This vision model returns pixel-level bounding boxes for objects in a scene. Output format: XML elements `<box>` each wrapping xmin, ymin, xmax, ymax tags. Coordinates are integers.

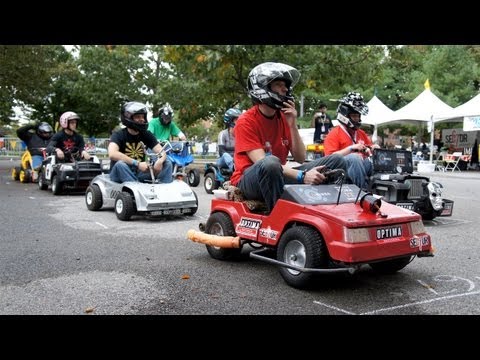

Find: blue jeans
<box><xmin>109</xmin><ymin>159</ymin><xmax>173</xmax><ymax>183</ymax></box>
<box><xmin>344</xmin><ymin>153</ymin><xmax>373</xmax><ymax>189</ymax></box>
<box><xmin>216</xmin><ymin>153</ymin><xmax>234</xmax><ymax>172</ymax></box>
<box><xmin>32</xmin><ymin>155</ymin><xmax>44</xmax><ymax>169</ymax></box>
<box><xmin>237</xmin><ymin>154</ymin><xmax>346</xmax><ymax>212</ymax></box>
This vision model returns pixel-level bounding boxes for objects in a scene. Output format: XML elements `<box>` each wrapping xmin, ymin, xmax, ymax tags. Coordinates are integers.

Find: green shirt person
<box><xmin>147</xmin><ymin>105</ymin><xmax>186</xmax><ymax>141</ymax></box>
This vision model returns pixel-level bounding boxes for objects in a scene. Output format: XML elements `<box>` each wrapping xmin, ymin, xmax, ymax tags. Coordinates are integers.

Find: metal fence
<box><xmin>0</xmin><ymin>136</ymin><xmax>110</xmax><ymax>156</ymax></box>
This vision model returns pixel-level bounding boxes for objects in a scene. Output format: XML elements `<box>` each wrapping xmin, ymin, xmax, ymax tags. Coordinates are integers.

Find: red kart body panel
<box><xmin>210</xmin><ymin>184</ymin><xmax>432</xmax><ymax>265</ymax></box>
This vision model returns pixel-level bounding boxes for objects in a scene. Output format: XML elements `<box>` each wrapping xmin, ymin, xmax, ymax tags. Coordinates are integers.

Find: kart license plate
<box><xmin>396</xmin><ymin>203</ymin><xmax>414</xmax><ymax>210</ymax></box>
<box><xmin>376</xmin><ymin>226</ymin><xmax>403</xmax><ymax>240</ymax></box>
<box><xmin>441</xmin><ymin>202</ymin><xmax>453</xmax><ymax>216</ymax></box>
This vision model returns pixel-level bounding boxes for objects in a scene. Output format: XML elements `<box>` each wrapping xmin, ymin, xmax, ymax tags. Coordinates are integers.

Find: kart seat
<box><xmin>222</xmin><ymin>181</ymin><xmax>268</xmax><ymax>213</ymax></box>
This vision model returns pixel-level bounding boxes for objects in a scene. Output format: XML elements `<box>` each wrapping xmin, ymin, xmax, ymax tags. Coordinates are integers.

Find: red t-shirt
<box><xmin>324</xmin><ymin>125</ymin><xmax>372</xmax><ymax>158</ymax></box>
<box><xmin>230</xmin><ymin>105</ymin><xmax>292</xmax><ymax>186</ymax></box>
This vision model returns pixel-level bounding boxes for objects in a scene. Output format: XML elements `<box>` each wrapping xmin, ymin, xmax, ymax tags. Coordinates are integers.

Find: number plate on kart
<box><xmin>396</xmin><ymin>203</ymin><xmax>414</xmax><ymax>210</ymax></box>
<box><xmin>376</xmin><ymin>226</ymin><xmax>403</xmax><ymax>240</ymax></box>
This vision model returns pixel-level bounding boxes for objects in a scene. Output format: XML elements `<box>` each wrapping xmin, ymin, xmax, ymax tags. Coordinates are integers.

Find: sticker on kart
<box><xmin>236</xmin><ymin>217</ymin><xmax>261</xmax><ymax>237</ymax></box>
<box><xmin>376</xmin><ymin>226</ymin><xmax>403</xmax><ymax>240</ymax></box>
<box><xmin>396</xmin><ymin>203</ymin><xmax>414</xmax><ymax>211</ymax></box>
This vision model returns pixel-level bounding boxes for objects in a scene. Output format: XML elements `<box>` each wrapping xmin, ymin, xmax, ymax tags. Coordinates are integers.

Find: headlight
<box><xmin>60</xmin><ymin>165</ymin><xmax>74</xmax><ymax>171</ymax></box>
<box><xmin>427</xmin><ymin>182</ymin><xmax>443</xmax><ymax>211</ymax></box>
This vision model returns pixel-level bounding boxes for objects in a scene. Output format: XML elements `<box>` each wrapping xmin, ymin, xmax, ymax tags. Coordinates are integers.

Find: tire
<box><xmin>51</xmin><ymin>175</ymin><xmax>62</xmax><ymax>195</ymax></box>
<box><xmin>205</xmin><ymin>212</ymin><xmax>242</xmax><ymax>260</ymax></box>
<box><xmin>12</xmin><ymin>167</ymin><xmax>20</xmax><ymax>181</ymax></box>
<box><xmin>85</xmin><ymin>184</ymin><xmax>103</xmax><ymax>211</ymax></box>
<box><xmin>187</xmin><ymin>169</ymin><xmax>200</xmax><ymax>187</ymax></box>
<box><xmin>369</xmin><ymin>256</ymin><xmax>413</xmax><ymax>274</ymax></box>
<box><xmin>38</xmin><ymin>170</ymin><xmax>48</xmax><ymax>190</ymax></box>
<box><xmin>115</xmin><ymin>191</ymin><xmax>136</xmax><ymax>221</ymax></box>
<box><xmin>187</xmin><ymin>191</ymin><xmax>199</xmax><ymax>216</ymax></box>
<box><xmin>422</xmin><ymin>212</ymin><xmax>436</xmax><ymax>221</ymax></box>
<box><xmin>21</xmin><ymin>169</ymin><xmax>32</xmax><ymax>183</ymax></box>
<box><xmin>204</xmin><ymin>173</ymin><xmax>218</xmax><ymax>194</ymax></box>
<box><xmin>277</xmin><ymin>226</ymin><xmax>328</xmax><ymax>289</ymax></box>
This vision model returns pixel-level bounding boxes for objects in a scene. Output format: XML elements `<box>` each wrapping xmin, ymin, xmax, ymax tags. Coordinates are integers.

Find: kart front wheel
<box><xmin>187</xmin><ymin>169</ymin><xmax>200</xmax><ymax>187</ymax></box>
<box><xmin>51</xmin><ymin>175</ymin><xmax>62</xmax><ymax>195</ymax></box>
<box><xmin>205</xmin><ymin>212</ymin><xmax>242</xmax><ymax>260</ymax></box>
<box><xmin>85</xmin><ymin>185</ymin><xmax>103</xmax><ymax>211</ymax></box>
<box><xmin>204</xmin><ymin>173</ymin><xmax>218</xmax><ymax>194</ymax></box>
<box><xmin>277</xmin><ymin>226</ymin><xmax>328</xmax><ymax>289</ymax></box>
<box><xmin>369</xmin><ymin>256</ymin><xmax>413</xmax><ymax>274</ymax></box>
<box><xmin>115</xmin><ymin>191</ymin><xmax>136</xmax><ymax>221</ymax></box>
<box><xmin>38</xmin><ymin>170</ymin><xmax>48</xmax><ymax>190</ymax></box>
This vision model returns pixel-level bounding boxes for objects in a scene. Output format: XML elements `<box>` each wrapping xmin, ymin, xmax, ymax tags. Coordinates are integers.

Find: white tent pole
<box><xmin>429</xmin><ymin>115</ymin><xmax>434</xmax><ymax>163</ymax></box>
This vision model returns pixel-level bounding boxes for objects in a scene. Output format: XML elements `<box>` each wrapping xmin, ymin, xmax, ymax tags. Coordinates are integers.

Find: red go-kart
<box><xmin>188</xmin><ymin>172</ymin><xmax>434</xmax><ymax>289</ymax></box>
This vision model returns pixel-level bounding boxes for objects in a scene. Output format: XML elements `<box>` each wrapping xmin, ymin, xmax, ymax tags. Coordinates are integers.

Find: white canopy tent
<box><xmin>361</xmin><ymin>95</ymin><xmax>396</xmax><ymax>143</ymax></box>
<box><xmin>434</xmin><ymin>93</ymin><xmax>480</xmax><ymax>131</ymax></box>
<box><xmin>383</xmin><ymin>88</ymin><xmax>453</xmax><ymax>162</ymax></box>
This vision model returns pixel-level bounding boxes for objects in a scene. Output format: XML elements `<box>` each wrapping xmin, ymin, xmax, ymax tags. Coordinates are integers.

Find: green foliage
<box><xmin>2</xmin><ymin>44</ymin><xmax>480</xmax><ymax>138</ymax></box>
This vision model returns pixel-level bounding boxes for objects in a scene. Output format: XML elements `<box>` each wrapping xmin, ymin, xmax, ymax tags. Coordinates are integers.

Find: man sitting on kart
<box><xmin>230</xmin><ymin>62</ymin><xmax>347</xmax><ymax>213</ymax></box>
<box><xmin>108</xmin><ymin>101</ymin><xmax>172</xmax><ymax>184</ymax></box>
<box><xmin>147</xmin><ymin>104</ymin><xmax>186</xmax><ymax>142</ymax></box>
<box><xmin>323</xmin><ymin>92</ymin><xmax>380</xmax><ymax>190</ymax></box>
<box><xmin>16</xmin><ymin>121</ymin><xmax>53</xmax><ymax>169</ymax></box>
<box><xmin>217</xmin><ymin>108</ymin><xmax>241</xmax><ymax>173</ymax></box>
<box><xmin>46</xmin><ymin>112</ymin><xmax>91</xmax><ymax>162</ymax></box>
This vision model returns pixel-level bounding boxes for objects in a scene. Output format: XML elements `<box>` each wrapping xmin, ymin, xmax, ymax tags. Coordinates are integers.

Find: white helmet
<box><xmin>247</xmin><ymin>62</ymin><xmax>300</xmax><ymax>109</ymax></box>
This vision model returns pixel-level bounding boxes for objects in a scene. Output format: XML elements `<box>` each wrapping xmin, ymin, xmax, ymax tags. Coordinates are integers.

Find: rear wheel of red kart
<box><xmin>369</xmin><ymin>256</ymin><xmax>412</xmax><ymax>274</ymax></box>
<box><xmin>205</xmin><ymin>212</ymin><xmax>242</xmax><ymax>260</ymax></box>
<box><xmin>277</xmin><ymin>226</ymin><xmax>328</xmax><ymax>289</ymax></box>
<box><xmin>85</xmin><ymin>184</ymin><xmax>103</xmax><ymax>211</ymax></box>
<box><xmin>115</xmin><ymin>191</ymin><xmax>136</xmax><ymax>221</ymax></box>
<box><xmin>187</xmin><ymin>169</ymin><xmax>200</xmax><ymax>187</ymax></box>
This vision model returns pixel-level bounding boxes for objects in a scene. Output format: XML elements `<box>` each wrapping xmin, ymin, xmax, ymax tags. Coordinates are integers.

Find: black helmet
<box><xmin>336</xmin><ymin>92</ymin><xmax>369</xmax><ymax>129</ymax></box>
<box><xmin>160</xmin><ymin>105</ymin><xmax>173</xmax><ymax>126</ymax></box>
<box><xmin>121</xmin><ymin>101</ymin><xmax>148</xmax><ymax>132</ymax></box>
<box><xmin>247</xmin><ymin>62</ymin><xmax>300</xmax><ymax>109</ymax></box>
<box><xmin>37</xmin><ymin>122</ymin><xmax>53</xmax><ymax>139</ymax></box>
<box><xmin>223</xmin><ymin>108</ymin><xmax>242</xmax><ymax>128</ymax></box>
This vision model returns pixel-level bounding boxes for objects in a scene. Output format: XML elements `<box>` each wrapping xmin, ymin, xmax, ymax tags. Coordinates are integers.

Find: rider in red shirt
<box><xmin>231</xmin><ymin>62</ymin><xmax>346</xmax><ymax>212</ymax></box>
<box><xmin>324</xmin><ymin>92</ymin><xmax>379</xmax><ymax>189</ymax></box>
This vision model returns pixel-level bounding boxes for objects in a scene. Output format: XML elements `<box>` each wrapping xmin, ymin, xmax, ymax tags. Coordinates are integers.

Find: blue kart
<box><xmin>167</xmin><ymin>141</ymin><xmax>200</xmax><ymax>187</ymax></box>
<box><xmin>203</xmin><ymin>163</ymin><xmax>232</xmax><ymax>194</ymax></box>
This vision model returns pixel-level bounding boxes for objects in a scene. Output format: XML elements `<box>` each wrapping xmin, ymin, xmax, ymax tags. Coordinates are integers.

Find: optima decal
<box><xmin>376</xmin><ymin>226</ymin><xmax>402</xmax><ymax>240</ymax></box>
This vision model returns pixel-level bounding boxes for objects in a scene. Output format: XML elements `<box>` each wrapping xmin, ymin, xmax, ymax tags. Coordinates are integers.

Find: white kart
<box><xmin>85</xmin><ymin>143</ymin><xmax>198</xmax><ymax>221</ymax></box>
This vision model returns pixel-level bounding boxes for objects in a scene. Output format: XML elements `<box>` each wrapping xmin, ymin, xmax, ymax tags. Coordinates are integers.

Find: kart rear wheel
<box><xmin>204</xmin><ymin>173</ymin><xmax>218</xmax><ymax>194</ymax></box>
<box><xmin>12</xmin><ymin>166</ymin><xmax>21</xmax><ymax>181</ymax></box>
<box><xmin>115</xmin><ymin>191</ymin><xmax>136</xmax><ymax>221</ymax></box>
<box><xmin>205</xmin><ymin>212</ymin><xmax>242</xmax><ymax>260</ymax></box>
<box><xmin>20</xmin><ymin>169</ymin><xmax>32</xmax><ymax>183</ymax></box>
<box><xmin>85</xmin><ymin>184</ymin><xmax>103</xmax><ymax>211</ymax></box>
<box><xmin>369</xmin><ymin>256</ymin><xmax>412</xmax><ymax>274</ymax></box>
<box><xmin>51</xmin><ymin>175</ymin><xmax>62</xmax><ymax>195</ymax></box>
<box><xmin>277</xmin><ymin>226</ymin><xmax>328</xmax><ymax>289</ymax></box>
<box><xmin>187</xmin><ymin>169</ymin><xmax>200</xmax><ymax>187</ymax></box>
